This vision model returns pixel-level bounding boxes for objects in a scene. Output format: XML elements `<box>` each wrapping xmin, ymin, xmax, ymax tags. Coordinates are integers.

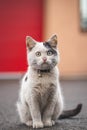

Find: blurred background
<box><xmin>0</xmin><ymin>0</ymin><xmax>87</xmax><ymax>79</ymax></box>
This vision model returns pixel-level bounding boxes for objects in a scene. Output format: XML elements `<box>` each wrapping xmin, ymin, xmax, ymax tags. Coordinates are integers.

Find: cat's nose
<box><xmin>43</xmin><ymin>57</ymin><xmax>47</xmax><ymax>62</ymax></box>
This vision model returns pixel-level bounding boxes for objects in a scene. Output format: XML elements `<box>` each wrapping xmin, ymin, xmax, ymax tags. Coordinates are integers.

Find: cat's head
<box><xmin>26</xmin><ymin>34</ymin><xmax>59</xmax><ymax>70</ymax></box>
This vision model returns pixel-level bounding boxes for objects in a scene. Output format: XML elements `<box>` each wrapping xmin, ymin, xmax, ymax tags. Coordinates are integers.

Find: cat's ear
<box><xmin>48</xmin><ymin>34</ymin><xmax>58</xmax><ymax>48</ymax></box>
<box><xmin>26</xmin><ymin>36</ymin><xmax>36</xmax><ymax>51</ymax></box>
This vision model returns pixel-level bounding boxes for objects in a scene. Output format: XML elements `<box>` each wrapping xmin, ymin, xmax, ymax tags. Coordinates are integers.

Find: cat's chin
<box><xmin>41</xmin><ymin>63</ymin><xmax>49</xmax><ymax>68</ymax></box>
<box><xmin>32</xmin><ymin>63</ymin><xmax>51</xmax><ymax>70</ymax></box>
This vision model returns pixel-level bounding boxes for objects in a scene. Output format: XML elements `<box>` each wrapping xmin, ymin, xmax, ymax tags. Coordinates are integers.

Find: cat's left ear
<box><xmin>48</xmin><ymin>34</ymin><xmax>58</xmax><ymax>48</ymax></box>
<box><xmin>26</xmin><ymin>36</ymin><xmax>36</xmax><ymax>51</ymax></box>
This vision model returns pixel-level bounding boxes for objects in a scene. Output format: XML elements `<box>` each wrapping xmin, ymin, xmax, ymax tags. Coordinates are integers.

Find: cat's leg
<box><xmin>52</xmin><ymin>96</ymin><xmax>63</xmax><ymax>121</ymax></box>
<box><xmin>42</xmin><ymin>100</ymin><xmax>56</xmax><ymax>127</ymax></box>
<box><xmin>17</xmin><ymin>101</ymin><xmax>32</xmax><ymax>127</ymax></box>
<box><xmin>42</xmin><ymin>93</ymin><xmax>56</xmax><ymax>127</ymax></box>
<box><xmin>28</xmin><ymin>94</ymin><xmax>43</xmax><ymax>128</ymax></box>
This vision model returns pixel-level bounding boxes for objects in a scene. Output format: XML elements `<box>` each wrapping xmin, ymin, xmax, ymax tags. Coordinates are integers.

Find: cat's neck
<box><xmin>28</xmin><ymin>66</ymin><xmax>57</xmax><ymax>77</ymax></box>
<box><xmin>37</xmin><ymin>69</ymin><xmax>51</xmax><ymax>77</ymax></box>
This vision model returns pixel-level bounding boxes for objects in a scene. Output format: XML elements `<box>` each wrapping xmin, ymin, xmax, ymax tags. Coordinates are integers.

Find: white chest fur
<box><xmin>21</xmin><ymin>67</ymin><xmax>59</xmax><ymax>104</ymax></box>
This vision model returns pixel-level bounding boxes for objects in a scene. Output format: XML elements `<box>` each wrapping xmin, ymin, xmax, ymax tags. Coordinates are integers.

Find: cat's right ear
<box><xmin>26</xmin><ymin>36</ymin><xmax>36</xmax><ymax>51</ymax></box>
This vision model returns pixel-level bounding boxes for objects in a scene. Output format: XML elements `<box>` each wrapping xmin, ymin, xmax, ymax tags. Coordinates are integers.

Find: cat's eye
<box><xmin>35</xmin><ymin>51</ymin><xmax>41</xmax><ymax>57</ymax></box>
<box><xmin>47</xmin><ymin>50</ymin><xmax>53</xmax><ymax>56</ymax></box>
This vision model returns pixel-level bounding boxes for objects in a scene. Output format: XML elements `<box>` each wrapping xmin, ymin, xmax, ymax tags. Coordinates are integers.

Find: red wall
<box><xmin>0</xmin><ymin>0</ymin><xmax>43</xmax><ymax>72</ymax></box>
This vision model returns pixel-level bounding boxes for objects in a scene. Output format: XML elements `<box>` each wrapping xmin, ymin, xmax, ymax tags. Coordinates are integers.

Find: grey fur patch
<box><xmin>25</xmin><ymin>76</ymin><xmax>28</xmax><ymax>81</ymax></box>
<box><xmin>43</xmin><ymin>42</ymin><xmax>57</xmax><ymax>56</ymax></box>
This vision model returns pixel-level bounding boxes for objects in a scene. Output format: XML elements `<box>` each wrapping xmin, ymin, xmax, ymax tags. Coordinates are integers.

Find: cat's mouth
<box><xmin>41</xmin><ymin>62</ymin><xmax>49</xmax><ymax>67</ymax></box>
<box><xmin>32</xmin><ymin>60</ymin><xmax>56</xmax><ymax>70</ymax></box>
<box><xmin>37</xmin><ymin>62</ymin><xmax>51</xmax><ymax>70</ymax></box>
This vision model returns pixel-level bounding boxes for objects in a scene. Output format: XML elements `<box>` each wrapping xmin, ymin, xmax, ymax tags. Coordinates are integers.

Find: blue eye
<box><xmin>35</xmin><ymin>51</ymin><xmax>41</xmax><ymax>57</ymax></box>
<box><xmin>47</xmin><ymin>50</ymin><xmax>53</xmax><ymax>56</ymax></box>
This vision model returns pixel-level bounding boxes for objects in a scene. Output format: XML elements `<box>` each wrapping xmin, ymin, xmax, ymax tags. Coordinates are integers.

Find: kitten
<box><xmin>17</xmin><ymin>35</ymin><xmax>82</xmax><ymax>128</ymax></box>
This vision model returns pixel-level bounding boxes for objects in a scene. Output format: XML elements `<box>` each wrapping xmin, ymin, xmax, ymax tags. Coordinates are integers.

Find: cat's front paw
<box><xmin>25</xmin><ymin>120</ymin><xmax>33</xmax><ymax>127</ymax></box>
<box><xmin>43</xmin><ymin>119</ymin><xmax>55</xmax><ymax>127</ymax></box>
<box><xmin>33</xmin><ymin>121</ymin><xmax>44</xmax><ymax>128</ymax></box>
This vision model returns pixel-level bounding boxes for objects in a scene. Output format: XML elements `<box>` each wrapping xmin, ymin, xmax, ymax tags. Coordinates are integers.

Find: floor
<box><xmin>0</xmin><ymin>79</ymin><xmax>87</xmax><ymax>130</ymax></box>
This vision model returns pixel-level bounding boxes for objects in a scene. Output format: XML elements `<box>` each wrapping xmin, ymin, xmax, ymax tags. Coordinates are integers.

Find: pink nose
<box><xmin>43</xmin><ymin>57</ymin><xmax>47</xmax><ymax>62</ymax></box>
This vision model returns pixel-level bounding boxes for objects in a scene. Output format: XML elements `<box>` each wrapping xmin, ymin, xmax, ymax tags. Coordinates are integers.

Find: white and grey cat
<box><xmin>17</xmin><ymin>35</ymin><xmax>82</xmax><ymax>128</ymax></box>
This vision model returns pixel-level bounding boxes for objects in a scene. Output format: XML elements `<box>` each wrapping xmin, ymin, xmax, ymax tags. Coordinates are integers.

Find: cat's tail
<box><xmin>59</xmin><ymin>103</ymin><xmax>82</xmax><ymax>119</ymax></box>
